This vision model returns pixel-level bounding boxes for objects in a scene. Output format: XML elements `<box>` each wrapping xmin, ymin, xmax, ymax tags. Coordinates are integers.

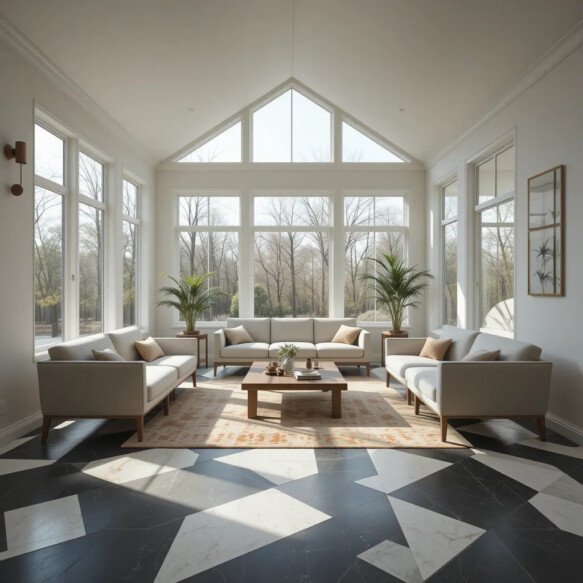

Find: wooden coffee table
<box><xmin>241</xmin><ymin>361</ymin><xmax>348</xmax><ymax>419</ymax></box>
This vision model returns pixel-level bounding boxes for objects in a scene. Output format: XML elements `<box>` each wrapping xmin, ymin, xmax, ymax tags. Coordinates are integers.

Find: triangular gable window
<box><xmin>342</xmin><ymin>122</ymin><xmax>404</xmax><ymax>163</ymax></box>
<box><xmin>178</xmin><ymin>122</ymin><xmax>241</xmax><ymax>163</ymax></box>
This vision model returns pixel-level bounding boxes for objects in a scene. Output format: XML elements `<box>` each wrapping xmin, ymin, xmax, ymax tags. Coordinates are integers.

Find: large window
<box><xmin>123</xmin><ymin>179</ymin><xmax>140</xmax><ymax>326</ymax></box>
<box><xmin>441</xmin><ymin>180</ymin><xmax>458</xmax><ymax>325</ymax></box>
<box><xmin>476</xmin><ymin>145</ymin><xmax>515</xmax><ymax>336</ymax></box>
<box><xmin>178</xmin><ymin>195</ymin><xmax>239</xmax><ymax>320</ymax></box>
<box><xmin>344</xmin><ymin>195</ymin><xmax>406</xmax><ymax>321</ymax></box>
<box><xmin>342</xmin><ymin>122</ymin><xmax>404</xmax><ymax>163</ymax></box>
<box><xmin>253</xmin><ymin>196</ymin><xmax>330</xmax><ymax>317</ymax></box>
<box><xmin>178</xmin><ymin>122</ymin><xmax>241</xmax><ymax>163</ymax></box>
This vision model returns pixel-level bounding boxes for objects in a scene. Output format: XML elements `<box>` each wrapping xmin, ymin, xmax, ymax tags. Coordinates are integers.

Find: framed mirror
<box><xmin>528</xmin><ymin>165</ymin><xmax>565</xmax><ymax>296</ymax></box>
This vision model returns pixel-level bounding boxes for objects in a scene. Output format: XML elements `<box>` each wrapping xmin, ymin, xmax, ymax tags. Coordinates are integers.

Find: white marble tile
<box><xmin>530</xmin><ymin>492</ymin><xmax>583</xmax><ymax>538</ymax></box>
<box><xmin>471</xmin><ymin>449</ymin><xmax>562</xmax><ymax>491</ymax></box>
<box><xmin>0</xmin><ymin>458</ymin><xmax>55</xmax><ymax>477</ymax></box>
<box><xmin>214</xmin><ymin>448</ymin><xmax>318</xmax><ymax>485</ymax></box>
<box><xmin>355</xmin><ymin>475</ymin><xmax>386</xmax><ymax>493</ymax></box>
<box><xmin>389</xmin><ymin>496</ymin><xmax>485</xmax><ymax>580</ymax></box>
<box><xmin>366</xmin><ymin>449</ymin><xmax>451</xmax><ymax>494</ymax></box>
<box><xmin>82</xmin><ymin>449</ymin><xmax>198</xmax><ymax>485</ymax></box>
<box><xmin>458</xmin><ymin>419</ymin><xmax>537</xmax><ymax>445</ymax></box>
<box><xmin>542</xmin><ymin>474</ymin><xmax>583</xmax><ymax>506</ymax></box>
<box><xmin>519</xmin><ymin>438</ymin><xmax>583</xmax><ymax>459</ymax></box>
<box><xmin>0</xmin><ymin>436</ymin><xmax>35</xmax><ymax>456</ymax></box>
<box><xmin>358</xmin><ymin>539</ymin><xmax>423</xmax><ymax>583</ymax></box>
<box><xmin>0</xmin><ymin>495</ymin><xmax>85</xmax><ymax>561</ymax></box>
<box><xmin>155</xmin><ymin>488</ymin><xmax>330</xmax><ymax>582</ymax></box>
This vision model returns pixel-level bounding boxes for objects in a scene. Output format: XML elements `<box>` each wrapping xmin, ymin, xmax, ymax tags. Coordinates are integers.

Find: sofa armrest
<box><xmin>437</xmin><ymin>361</ymin><xmax>552</xmax><ymax>417</ymax></box>
<box><xmin>385</xmin><ymin>337</ymin><xmax>427</xmax><ymax>357</ymax></box>
<box><xmin>37</xmin><ymin>361</ymin><xmax>146</xmax><ymax>417</ymax></box>
<box><xmin>358</xmin><ymin>329</ymin><xmax>371</xmax><ymax>357</ymax></box>
<box><xmin>214</xmin><ymin>329</ymin><xmax>227</xmax><ymax>358</ymax></box>
<box><xmin>153</xmin><ymin>337</ymin><xmax>198</xmax><ymax>357</ymax></box>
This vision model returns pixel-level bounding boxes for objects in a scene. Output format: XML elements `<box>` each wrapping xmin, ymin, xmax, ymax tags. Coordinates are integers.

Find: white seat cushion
<box><xmin>221</xmin><ymin>342</ymin><xmax>270</xmax><ymax>359</ymax></box>
<box><xmin>146</xmin><ymin>365</ymin><xmax>178</xmax><ymax>401</ymax></box>
<box><xmin>150</xmin><ymin>355</ymin><xmax>196</xmax><ymax>378</ymax></box>
<box><xmin>405</xmin><ymin>367</ymin><xmax>438</xmax><ymax>404</ymax></box>
<box><xmin>386</xmin><ymin>354</ymin><xmax>439</xmax><ymax>379</ymax></box>
<box><xmin>268</xmin><ymin>342</ymin><xmax>317</xmax><ymax>358</ymax></box>
<box><xmin>315</xmin><ymin>342</ymin><xmax>364</xmax><ymax>358</ymax></box>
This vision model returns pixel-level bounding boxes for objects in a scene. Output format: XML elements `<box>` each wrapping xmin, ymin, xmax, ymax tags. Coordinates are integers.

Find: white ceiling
<box><xmin>2</xmin><ymin>0</ymin><xmax>582</xmax><ymax>163</ymax></box>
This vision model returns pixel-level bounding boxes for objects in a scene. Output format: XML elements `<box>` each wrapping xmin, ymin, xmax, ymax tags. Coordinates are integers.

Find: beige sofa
<box><xmin>37</xmin><ymin>326</ymin><xmax>197</xmax><ymax>443</ymax></box>
<box><xmin>385</xmin><ymin>325</ymin><xmax>552</xmax><ymax>442</ymax></box>
<box><xmin>214</xmin><ymin>317</ymin><xmax>371</xmax><ymax>375</ymax></box>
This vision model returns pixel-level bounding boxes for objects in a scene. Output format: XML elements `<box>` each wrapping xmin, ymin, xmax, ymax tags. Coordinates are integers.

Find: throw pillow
<box><xmin>420</xmin><ymin>337</ymin><xmax>452</xmax><ymax>360</ymax></box>
<box><xmin>224</xmin><ymin>325</ymin><xmax>254</xmax><ymax>345</ymax></box>
<box><xmin>92</xmin><ymin>348</ymin><xmax>124</xmax><ymax>362</ymax></box>
<box><xmin>331</xmin><ymin>324</ymin><xmax>361</xmax><ymax>345</ymax></box>
<box><xmin>462</xmin><ymin>349</ymin><xmax>500</xmax><ymax>362</ymax></box>
<box><xmin>134</xmin><ymin>337</ymin><xmax>165</xmax><ymax>362</ymax></box>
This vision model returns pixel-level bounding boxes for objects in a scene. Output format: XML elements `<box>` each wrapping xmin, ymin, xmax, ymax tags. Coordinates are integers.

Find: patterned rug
<box><xmin>122</xmin><ymin>376</ymin><xmax>471</xmax><ymax>449</ymax></box>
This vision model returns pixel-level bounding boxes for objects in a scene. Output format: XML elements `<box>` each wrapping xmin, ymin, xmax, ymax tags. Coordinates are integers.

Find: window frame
<box><xmin>122</xmin><ymin>178</ymin><xmax>141</xmax><ymax>327</ymax></box>
<box><xmin>440</xmin><ymin>178</ymin><xmax>458</xmax><ymax>326</ymax></box>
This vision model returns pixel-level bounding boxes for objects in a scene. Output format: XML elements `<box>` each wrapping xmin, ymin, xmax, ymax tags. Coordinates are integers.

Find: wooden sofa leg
<box><xmin>366</xmin><ymin>363</ymin><xmax>371</xmax><ymax>377</ymax></box>
<box><xmin>41</xmin><ymin>415</ymin><xmax>51</xmax><ymax>444</ymax></box>
<box><xmin>414</xmin><ymin>394</ymin><xmax>420</xmax><ymax>415</ymax></box>
<box><xmin>213</xmin><ymin>365</ymin><xmax>218</xmax><ymax>376</ymax></box>
<box><xmin>386</xmin><ymin>371</ymin><xmax>391</xmax><ymax>387</ymax></box>
<box><xmin>407</xmin><ymin>388</ymin><xmax>412</xmax><ymax>406</ymax></box>
<box><xmin>163</xmin><ymin>395</ymin><xmax>170</xmax><ymax>416</ymax></box>
<box><xmin>170</xmin><ymin>388</ymin><xmax>176</xmax><ymax>401</ymax></box>
<box><xmin>440</xmin><ymin>416</ymin><xmax>448</xmax><ymax>442</ymax></box>
<box><xmin>136</xmin><ymin>416</ymin><xmax>144</xmax><ymax>442</ymax></box>
<box><xmin>192</xmin><ymin>372</ymin><xmax>197</xmax><ymax>387</ymax></box>
<box><xmin>537</xmin><ymin>416</ymin><xmax>547</xmax><ymax>441</ymax></box>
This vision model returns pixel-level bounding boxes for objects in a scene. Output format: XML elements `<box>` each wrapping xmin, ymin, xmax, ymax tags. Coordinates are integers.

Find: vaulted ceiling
<box><xmin>2</xmin><ymin>0</ymin><xmax>582</xmax><ymax>163</ymax></box>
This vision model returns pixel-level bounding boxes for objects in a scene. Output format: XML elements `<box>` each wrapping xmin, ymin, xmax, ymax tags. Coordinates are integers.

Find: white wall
<box><xmin>0</xmin><ymin>38</ymin><xmax>156</xmax><ymax>442</ymax></box>
<box><xmin>427</xmin><ymin>45</ymin><xmax>583</xmax><ymax>441</ymax></box>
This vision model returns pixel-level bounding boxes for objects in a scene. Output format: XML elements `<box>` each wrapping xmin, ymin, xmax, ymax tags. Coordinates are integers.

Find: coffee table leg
<box><xmin>247</xmin><ymin>389</ymin><xmax>258</xmax><ymax>419</ymax></box>
<box><xmin>331</xmin><ymin>389</ymin><xmax>342</xmax><ymax>419</ymax></box>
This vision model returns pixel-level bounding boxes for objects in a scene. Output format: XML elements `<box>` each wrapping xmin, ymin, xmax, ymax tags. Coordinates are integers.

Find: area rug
<box><xmin>122</xmin><ymin>376</ymin><xmax>471</xmax><ymax>449</ymax></box>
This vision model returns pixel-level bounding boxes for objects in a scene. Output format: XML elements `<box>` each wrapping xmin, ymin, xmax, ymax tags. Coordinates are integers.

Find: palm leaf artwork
<box><xmin>157</xmin><ymin>273</ymin><xmax>220</xmax><ymax>333</ymax></box>
<box><xmin>360</xmin><ymin>253</ymin><xmax>433</xmax><ymax>332</ymax></box>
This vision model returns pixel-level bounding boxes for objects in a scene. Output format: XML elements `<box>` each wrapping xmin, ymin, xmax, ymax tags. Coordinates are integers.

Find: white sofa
<box><xmin>37</xmin><ymin>326</ymin><xmax>198</xmax><ymax>443</ymax></box>
<box><xmin>385</xmin><ymin>325</ymin><xmax>552</xmax><ymax>442</ymax></box>
<box><xmin>214</xmin><ymin>317</ymin><xmax>371</xmax><ymax>375</ymax></box>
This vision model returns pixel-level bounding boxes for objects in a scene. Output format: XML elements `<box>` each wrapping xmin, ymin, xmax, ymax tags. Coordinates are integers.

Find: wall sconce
<box><xmin>4</xmin><ymin>141</ymin><xmax>27</xmax><ymax>196</ymax></box>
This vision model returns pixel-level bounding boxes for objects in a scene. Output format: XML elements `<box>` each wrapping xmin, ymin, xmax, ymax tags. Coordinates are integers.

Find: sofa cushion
<box><xmin>145</xmin><ymin>365</ymin><xmax>177</xmax><ymax>401</ymax></box>
<box><xmin>462</xmin><ymin>349</ymin><xmax>500</xmax><ymax>362</ymax></box>
<box><xmin>224</xmin><ymin>325</ymin><xmax>254</xmax><ymax>345</ymax></box>
<box><xmin>150</xmin><ymin>355</ymin><xmax>197</xmax><ymax>377</ymax></box>
<box><xmin>315</xmin><ymin>342</ymin><xmax>364</xmax><ymax>358</ymax></box>
<box><xmin>470</xmin><ymin>333</ymin><xmax>542</xmax><ymax>361</ymax></box>
<box><xmin>386</xmin><ymin>354</ymin><xmax>439</xmax><ymax>379</ymax></box>
<box><xmin>221</xmin><ymin>342</ymin><xmax>270</xmax><ymax>359</ymax></box>
<box><xmin>108</xmin><ymin>326</ymin><xmax>145</xmax><ymax>361</ymax></box>
<box><xmin>92</xmin><ymin>349</ymin><xmax>124</xmax><ymax>362</ymax></box>
<box><xmin>271</xmin><ymin>318</ymin><xmax>313</xmax><ymax>343</ymax></box>
<box><xmin>269</xmin><ymin>342</ymin><xmax>317</xmax><ymax>358</ymax></box>
<box><xmin>135</xmin><ymin>337</ymin><xmax>165</xmax><ymax>362</ymax></box>
<box><xmin>49</xmin><ymin>333</ymin><xmax>116</xmax><ymax>361</ymax></box>
<box><xmin>420</xmin><ymin>337</ymin><xmax>451</xmax><ymax>360</ymax></box>
<box><xmin>405</xmin><ymin>367</ymin><xmax>438</xmax><ymax>403</ymax></box>
<box><xmin>226</xmin><ymin>318</ymin><xmax>271</xmax><ymax>343</ymax></box>
<box><xmin>436</xmin><ymin>325</ymin><xmax>480</xmax><ymax>361</ymax></box>
<box><xmin>314</xmin><ymin>318</ymin><xmax>357</xmax><ymax>344</ymax></box>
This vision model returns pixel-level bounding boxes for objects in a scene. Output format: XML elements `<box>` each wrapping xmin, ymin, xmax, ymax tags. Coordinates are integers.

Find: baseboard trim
<box><xmin>546</xmin><ymin>412</ymin><xmax>583</xmax><ymax>445</ymax></box>
<box><xmin>0</xmin><ymin>411</ymin><xmax>43</xmax><ymax>447</ymax></box>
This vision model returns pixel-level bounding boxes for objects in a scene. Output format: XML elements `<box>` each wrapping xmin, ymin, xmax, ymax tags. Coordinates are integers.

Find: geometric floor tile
<box><xmin>358</xmin><ymin>539</ymin><xmax>423</xmax><ymax>583</ymax></box>
<box><xmin>214</xmin><ymin>448</ymin><xmax>318</xmax><ymax>485</ymax></box>
<box><xmin>529</xmin><ymin>492</ymin><xmax>583</xmax><ymax>537</ymax></box>
<box><xmin>82</xmin><ymin>448</ymin><xmax>198</xmax><ymax>485</ymax></box>
<box><xmin>0</xmin><ymin>458</ymin><xmax>55</xmax><ymax>476</ymax></box>
<box><xmin>458</xmin><ymin>419</ymin><xmax>537</xmax><ymax>445</ymax></box>
<box><xmin>388</xmin><ymin>496</ymin><xmax>485</xmax><ymax>580</ymax></box>
<box><xmin>154</xmin><ymin>488</ymin><xmax>331</xmax><ymax>582</ymax></box>
<box><xmin>0</xmin><ymin>495</ymin><xmax>86</xmax><ymax>561</ymax></box>
<box><xmin>542</xmin><ymin>474</ymin><xmax>583</xmax><ymax>505</ymax></box>
<box><xmin>519</xmin><ymin>437</ymin><xmax>583</xmax><ymax>459</ymax></box>
<box><xmin>0</xmin><ymin>436</ymin><xmax>35</xmax><ymax>456</ymax></box>
<box><xmin>358</xmin><ymin>449</ymin><xmax>451</xmax><ymax>494</ymax></box>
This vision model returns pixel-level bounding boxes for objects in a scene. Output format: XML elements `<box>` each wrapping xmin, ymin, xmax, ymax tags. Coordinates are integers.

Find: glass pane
<box><xmin>443</xmin><ymin>180</ymin><xmax>458</xmax><ymax>220</ymax></box>
<box><xmin>496</xmin><ymin>146</ymin><xmax>515</xmax><ymax>198</ymax></box>
<box><xmin>79</xmin><ymin>203</ymin><xmax>104</xmax><ymax>336</ymax></box>
<box><xmin>254</xmin><ymin>232</ymin><xmax>329</xmax><ymax>317</ymax></box>
<box><xmin>178</xmin><ymin>122</ymin><xmax>242</xmax><ymax>163</ymax></box>
<box><xmin>179</xmin><ymin>196</ymin><xmax>239</xmax><ymax>226</ymax></box>
<box><xmin>79</xmin><ymin>152</ymin><xmax>104</xmax><ymax>202</ymax></box>
<box><xmin>209</xmin><ymin>197</ymin><xmax>240</xmax><ymax>226</ymax></box>
<box><xmin>292</xmin><ymin>90</ymin><xmax>331</xmax><ymax>162</ymax></box>
<box><xmin>443</xmin><ymin>222</ymin><xmax>457</xmax><ymax>325</ymax></box>
<box><xmin>344</xmin><ymin>196</ymin><xmax>374</xmax><ymax>227</ymax></box>
<box><xmin>529</xmin><ymin>226</ymin><xmax>561</xmax><ymax>295</ymax></box>
<box><xmin>376</xmin><ymin>197</ymin><xmax>405</xmax><ymax>226</ymax></box>
<box><xmin>254</xmin><ymin>196</ymin><xmax>329</xmax><ymax>226</ymax></box>
<box><xmin>253</xmin><ymin>90</ymin><xmax>291</xmax><ymax>162</ymax></box>
<box><xmin>529</xmin><ymin>170</ymin><xmax>558</xmax><ymax>229</ymax></box>
<box><xmin>34</xmin><ymin>187</ymin><xmax>63</xmax><ymax>349</ymax></box>
<box><xmin>480</xmin><ymin>201</ymin><xmax>514</xmax><ymax>335</ymax></box>
<box><xmin>123</xmin><ymin>220</ymin><xmax>137</xmax><ymax>326</ymax></box>
<box><xmin>342</xmin><ymin>122</ymin><xmax>403</xmax><ymax>163</ymax></box>
<box><xmin>123</xmin><ymin>179</ymin><xmax>138</xmax><ymax>218</ymax></box>
<box><xmin>344</xmin><ymin>196</ymin><xmax>403</xmax><ymax>226</ymax></box>
<box><xmin>477</xmin><ymin>157</ymin><xmax>495</xmax><ymax>204</ymax></box>
<box><xmin>35</xmin><ymin>124</ymin><xmax>64</xmax><ymax>185</ymax></box>
<box><xmin>179</xmin><ymin>196</ymin><xmax>208</xmax><ymax>226</ymax></box>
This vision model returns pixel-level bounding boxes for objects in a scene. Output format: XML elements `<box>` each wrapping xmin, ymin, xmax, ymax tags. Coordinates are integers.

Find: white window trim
<box><xmin>440</xmin><ymin>178</ymin><xmax>458</xmax><ymax>326</ymax></box>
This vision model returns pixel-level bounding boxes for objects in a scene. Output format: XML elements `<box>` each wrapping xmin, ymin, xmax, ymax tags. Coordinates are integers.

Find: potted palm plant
<box><xmin>157</xmin><ymin>273</ymin><xmax>218</xmax><ymax>335</ymax></box>
<box><xmin>361</xmin><ymin>253</ymin><xmax>433</xmax><ymax>336</ymax></box>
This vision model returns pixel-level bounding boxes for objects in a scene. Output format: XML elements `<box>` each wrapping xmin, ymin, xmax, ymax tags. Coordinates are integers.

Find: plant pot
<box><xmin>183</xmin><ymin>330</ymin><xmax>200</xmax><ymax>336</ymax></box>
<box><xmin>280</xmin><ymin>357</ymin><xmax>295</xmax><ymax>373</ymax></box>
<box><xmin>388</xmin><ymin>330</ymin><xmax>409</xmax><ymax>338</ymax></box>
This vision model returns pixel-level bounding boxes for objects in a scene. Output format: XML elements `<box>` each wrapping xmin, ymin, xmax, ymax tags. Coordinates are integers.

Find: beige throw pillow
<box><xmin>134</xmin><ymin>337</ymin><xmax>164</xmax><ymax>362</ymax></box>
<box><xmin>92</xmin><ymin>348</ymin><xmax>124</xmax><ymax>361</ymax></box>
<box><xmin>462</xmin><ymin>349</ymin><xmax>500</xmax><ymax>362</ymax></box>
<box><xmin>420</xmin><ymin>337</ymin><xmax>452</xmax><ymax>361</ymax></box>
<box><xmin>224</xmin><ymin>325</ymin><xmax>254</xmax><ymax>345</ymax></box>
<box><xmin>331</xmin><ymin>324</ymin><xmax>361</xmax><ymax>345</ymax></box>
